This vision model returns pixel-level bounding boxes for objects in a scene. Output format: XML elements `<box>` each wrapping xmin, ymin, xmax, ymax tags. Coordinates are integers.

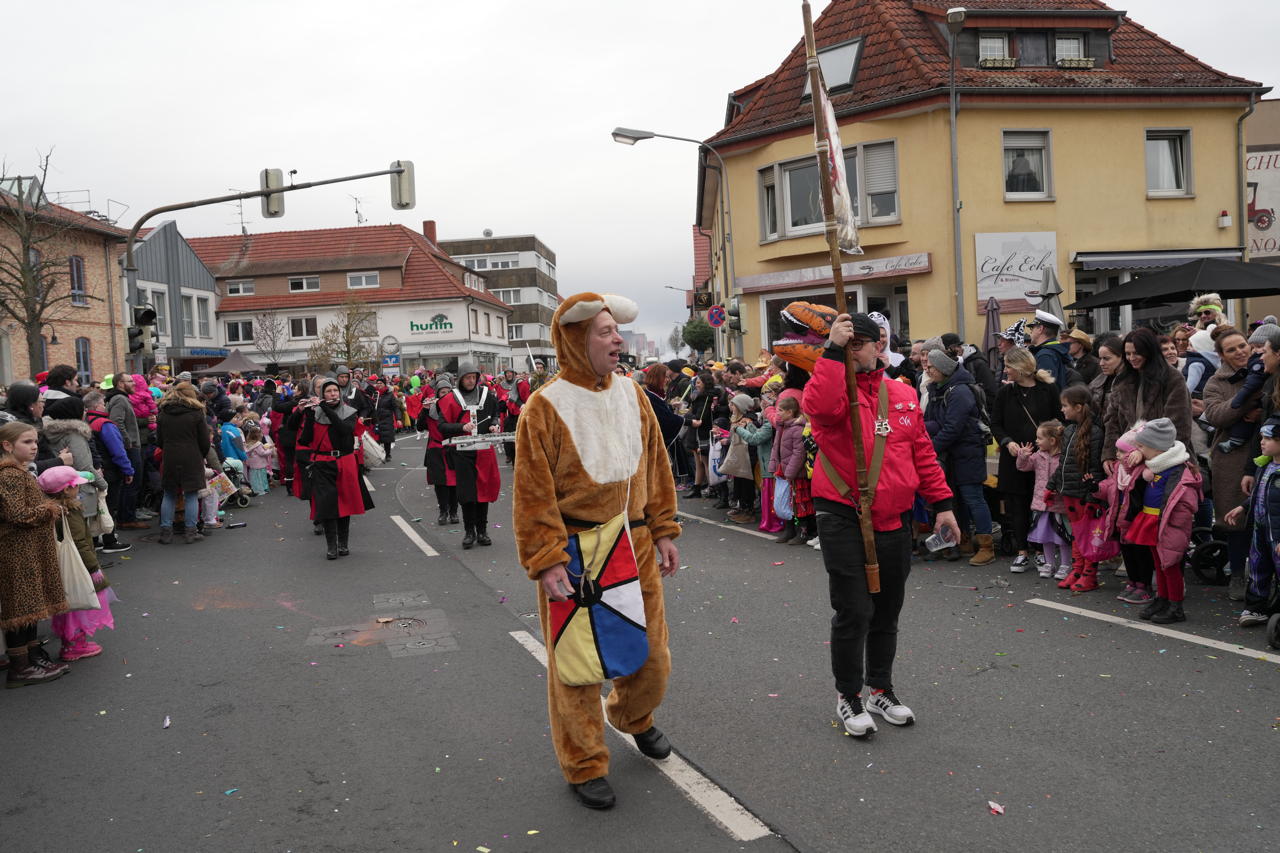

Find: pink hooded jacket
<box><xmin>129</xmin><ymin>374</ymin><xmax>158</xmax><ymax>434</ymax></box>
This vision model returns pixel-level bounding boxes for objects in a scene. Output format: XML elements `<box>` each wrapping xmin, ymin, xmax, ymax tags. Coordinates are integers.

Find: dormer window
<box><xmin>979</xmin><ymin>34</ymin><xmax>1009</xmax><ymax>61</ymax></box>
<box><xmin>1055</xmin><ymin>34</ymin><xmax>1084</xmax><ymax>61</ymax></box>
<box><xmin>802</xmin><ymin>38</ymin><xmax>862</xmax><ymax>96</ymax></box>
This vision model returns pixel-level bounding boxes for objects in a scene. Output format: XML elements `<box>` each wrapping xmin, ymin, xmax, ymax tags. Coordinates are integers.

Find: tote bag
<box><xmin>361</xmin><ymin>431</ymin><xmax>386</xmax><ymax>466</ymax></box>
<box><xmin>57</xmin><ymin>512</ymin><xmax>100</xmax><ymax>611</ymax></box>
<box><xmin>548</xmin><ymin>511</ymin><xmax>648</xmax><ymax>686</ymax></box>
<box><xmin>773</xmin><ymin>477</ymin><xmax>794</xmax><ymax>521</ymax></box>
<box><xmin>707</xmin><ymin>441</ymin><xmax>728</xmax><ymax>486</ymax></box>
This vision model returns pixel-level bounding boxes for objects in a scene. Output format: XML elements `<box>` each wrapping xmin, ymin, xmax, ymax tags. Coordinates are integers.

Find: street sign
<box><xmin>381</xmin><ymin>354</ymin><xmax>401</xmax><ymax>373</ymax></box>
<box><xmin>693</xmin><ymin>291</ymin><xmax>713</xmax><ymax>311</ymax></box>
<box><xmin>707</xmin><ymin>304</ymin><xmax>727</xmax><ymax>328</ymax></box>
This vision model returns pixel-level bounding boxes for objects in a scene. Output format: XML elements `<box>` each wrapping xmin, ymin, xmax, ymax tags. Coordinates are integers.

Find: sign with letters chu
<box><xmin>974</xmin><ymin>232</ymin><xmax>1057</xmax><ymax>312</ymax></box>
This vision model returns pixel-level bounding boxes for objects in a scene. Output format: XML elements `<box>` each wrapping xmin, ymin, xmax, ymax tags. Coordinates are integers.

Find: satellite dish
<box><xmin>380</xmin><ymin>335</ymin><xmax>400</xmax><ymax>354</ymax></box>
<box><xmin>482</xmin><ymin>228</ymin><xmax>493</xmax><ymax>238</ymax></box>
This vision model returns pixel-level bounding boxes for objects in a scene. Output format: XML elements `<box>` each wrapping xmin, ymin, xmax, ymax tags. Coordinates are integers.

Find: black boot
<box><xmin>774</xmin><ymin>522</ymin><xmax>796</xmax><ymax>544</ymax></box>
<box><xmin>437</xmin><ymin>510</ymin><xmax>449</xmax><ymax>525</ymax></box>
<box><xmin>313</xmin><ymin>521</ymin><xmax>324</xmax><ymax>536</ymax></box>
<box><xmin>1139</xmin><ymin>597</ymin><xmax>1169</xmax><ymax>621</ymax></box>
<box><xmin>686</xmin><ymin>485</ymin><xmax>703</xmax><ymax>499</ymax></box>
<box><xmin>462</xmin><ymin>526</ymin><xmax>476</xmax><ymax>549</ymax></box>
<box><xmin>324</xmin><ymin>521</ymin><xmax>338</xmax><ymax>560</ymax></box>
<box><xmin>1150</xmin><ymin>600</ymin><xmax>1186</xmax><ymax>624</ymax></box>
<box><xmin>712</xmin><ymin>484</ymin><xmax>730</xmax><ymax>509</ymax></box>
<box><xmin>336</xmin><ymin>517</ymin><xmax>350</xmax><ymax>557</ymax></box>
<box><xmin>476</xmin><ymin>525</ymin><xmax>492</xmax><ymax>546</ymax></box>
<box><xmin>475</xmin><ymin>504</ymin><xmax>492</xmax><ymax>546</ymax></box>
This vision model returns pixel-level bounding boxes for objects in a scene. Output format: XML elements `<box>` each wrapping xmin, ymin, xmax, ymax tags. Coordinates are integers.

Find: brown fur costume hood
<box><xmin>550</xmin><ymin>292</ymin><xmax>639</xmax><ymax>389</ymax></box>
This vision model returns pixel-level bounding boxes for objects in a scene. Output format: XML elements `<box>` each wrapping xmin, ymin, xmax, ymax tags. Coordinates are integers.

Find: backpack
<box><xmin>942</xmin><ymin>381</ymin><xmax>993</xmax><ymax>445</ymax></box>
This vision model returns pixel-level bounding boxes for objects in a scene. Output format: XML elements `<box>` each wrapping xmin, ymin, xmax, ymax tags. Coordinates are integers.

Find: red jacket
<box><xmin>802</xmin><ymin>353</ymin><xmax>952</xmax><ymax>530</ymax></box>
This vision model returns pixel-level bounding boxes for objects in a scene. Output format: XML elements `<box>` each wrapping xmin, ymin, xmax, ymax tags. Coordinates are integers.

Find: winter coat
<box><xmin>85</xmin><ymin>410</ymin><xmax>134</xmax><ymax>476</ymax></box>
<box><xmin>272</xmin><ymin>398</ymin><xmax>300</xmax><ymax>451</ymax></box>
<box><xmin>962</xmin><ymin>348</ymin><xmax>1001</xmax><ymax>403</ymax></box>
<box><xmin>1248</xmin><ymin>461</ymin><xmax>1280</xmax><ymax>536</ymax></box>
<box><xmin>372</xmin><ymin>391</ymin><xmax>398</xmax><ymax>440</ymax></box>
<box><xmin>924</xmin><ymin>364</ymin><xmax>987</xmax><ymax>486</ymax></box>
<box><xmin>1246</xmin><ymin>374</ymin><xmax>1277</xmax><ymax>473</ymax></box>
<box><xmin>736</xmin><ymin>416</ymin><xmax>776</xmax><ymax>479</ymax></box>
<box><xmin>1183</xmin><ymin>351</ymin><xmax>1219</xmax><ymax>398</ymax></box>
<box><xmin>105</xmin><ymin>388</ymin><xmax>140</xmax><ymax>448</ymax></box>
<box><xmin>684</xmin><ymin>388</ymin><xmax>721</xmax><ymax>445</ymax></box>
<box><xmin>1088</xmin><ymin>372</ymin><xmax>1116</xmax><ymax>419</ymax></box>
<box><xmin>1102</xmin><ymin>362</ymin><xmax>1194</xmax><ymax>461</ymax></box>
<box><xmin>1114</xmin><ymin>446</ymin><xmax>1202</xmax><ymax>569</ymax></box>
<box><xmin>1015</xmin><ymin>449</ymin><xmax>1065</xmax><ymax>512</ymax></box>
<box><xmin>1074</xmin><ymin>352</ymin><xmax>1100</xmax><ymax>385</ymax></box>
<box><xmin>1031</xmin><ymin>340</ymin><xmax>1072</xmax><ymax>390</ymax></box>
<box><xmin>770</xmin><ymin>418</ymin><xmax>807</xmax><ymax>481</ymax></box>
<box><xmin>204</xmin><ymin>387</ymin><xmax>234</xmax><ymax>426</ymax></box>
<box><xmin>1202</xmin><ymin>363</ymin><xmax>1263</xmax><ymax>529</ymax></box>
<box><xmin>803</xmin><ymin>353</ymin><xmax>952</xmax><ymax>530</ymax></box>
<box><xmin>1049</xmin><ymin>420</ymin><xmax>1105</xmax><ymax>499</ymax></box>
<box><xmin>0</xmin><ymin>459</ymin><xmax>65</xmax><ymax>632</ymax></box>
<box><xmin>129</xmin><ymin>376</ymin><xmax>158</xmax><ymax>440</ymax></box>
<box><xmin>42</xmin><ymin>418</ymin><xmax>107</xmax><ymax>515</ymax></box>
<box><xmin>990</xmin><ymin>379</ymin><xmax>1060</xmax><ymax>495</ymax></box>
<box><xmin>156</xmin><ymin>398</ymin><xmax>212</xmax><ymax>493</ymax></box>
<box><xmin>645</xmin><ymin>389</ymin><xmax>684</xmax><ymax>448</ymax></box>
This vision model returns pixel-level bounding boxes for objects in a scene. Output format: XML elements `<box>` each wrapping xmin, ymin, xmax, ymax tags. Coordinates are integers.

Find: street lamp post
<box><xmin>613</xmin><ymin>127</ymin><xmax>736</xmax><ymax>360</ymax></box>
<box><xmin>947</xmin><ymin>8</ymin><xmax>967</xmax><ymax>343</ymax></box>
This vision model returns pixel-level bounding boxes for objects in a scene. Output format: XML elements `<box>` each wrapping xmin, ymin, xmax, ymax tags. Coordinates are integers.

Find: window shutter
<box><xmin>863</xmin><ymin>143</ymin><xmax>897</xmax><ymax>193</ymax></box>
<box><xmin>1003</xmin><ymin>131</ymin><xmax>1046</xmax><ymax>149</ymax></box>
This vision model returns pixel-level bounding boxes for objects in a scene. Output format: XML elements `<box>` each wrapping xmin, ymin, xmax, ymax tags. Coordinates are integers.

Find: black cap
<box><xmin>848</xmin><ymin>312</ymin><xmax>881</xmax><ymax>342</ymax></box>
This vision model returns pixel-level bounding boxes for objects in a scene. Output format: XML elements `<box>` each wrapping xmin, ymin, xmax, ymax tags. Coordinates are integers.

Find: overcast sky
<box><xmin>6</xmin><ymin>0</ymin><xmax>1276</xmax><ymax>356</ymax></box>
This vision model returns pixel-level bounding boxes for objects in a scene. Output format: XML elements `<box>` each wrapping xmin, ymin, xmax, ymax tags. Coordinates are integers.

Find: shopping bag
<box><xmin>361</xmin><ymin>431</ymin><xmax>386</xmax><ymax>466</ymax></box>
<box><xmin>94</xmin><ymin>489</ymin><xmax>115</xmax><ymax>536</ymax></box>
<box><xmin>773</xmin><ymin>478</ymin><xmax>794</xmax><ymax>521</ymax></box>
<box><xmin>707</xmin><ymin>442</ymin><xmax>727</xmax><ymax>486</ymax></box>
<box><xmin>1078</xmin><ymin>504</ymin><xmax>1120</xmax><ymax>562</ymax></box>
<box><xmin>547</xmin><ymin>512</ymin><xmax>647</xmax><ymax>686</ymax></box>
<box><xmin>56</xmin><ymin>512</ymin><xmax>100</xmax><ymax>611</ymax></box>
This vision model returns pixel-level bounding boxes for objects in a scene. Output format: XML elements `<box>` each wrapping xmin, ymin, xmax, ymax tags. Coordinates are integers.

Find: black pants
<box><xmin>817</xmin><ymin>511</ymin><xmax>912</xmax><ymax>698</ymax></box>
<box><xmin>504</xmin><ymin>413</ymin><xmax>518</xmax><ymax>464</ymax></box>
<box><xmin>1120</xmin><ymin>543</ymin><xmax>1155</xmax><ymax>589</ymax></box>
<box><xmin>4</xmin><ymin>623</ymin><xmax>38</xmax><ymax>652</ymax></box>
<box><xmin>322</xmin><ymin>516</ymin><xmax>351</xmax><ymax>543</ymax></box>
<box><xmin>434</xmin><ymin>484</ymin><xmax>458</xmax><ymax>515</ymax></box>
<box><xmin>732</xmin><ymin>476</ymin><xmax>756</xmax><ymax>510</ymax></box>
<box><xmin>1004</xmin><ymin>493</ymin><xmax>1032</xmax><ymax>551</ymax></box>
<box><xmin>381</xmin><ymin>438</ymin><xmax>393</xmax><ymax>461</ymax></box>
<box><xmin>461</xmin><ymin>501</ymin><xmax>490</xmax><ymax>530</ymax></box>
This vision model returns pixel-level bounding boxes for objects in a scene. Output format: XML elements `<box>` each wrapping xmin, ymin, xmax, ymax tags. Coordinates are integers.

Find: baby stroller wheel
<box><xmin>234</xmin><ymin>493</ymin><xmax>251</xmax><ymax>508</ymax></box>
<box><xmin>1187</xmin><ymin>538</ymin><xmax>1228</xmax><ymax>586</ymax></box>
<box><xmin>1267</xmin><ymin>613</ymin><xmax>1280</xmax><ymax>651</ymax></box>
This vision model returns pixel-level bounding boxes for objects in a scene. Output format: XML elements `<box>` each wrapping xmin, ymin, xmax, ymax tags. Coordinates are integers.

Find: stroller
<box><xmin>213</xmin><ymin>458</ymin><xmax>253</xmax><ymax>509</ymax></box>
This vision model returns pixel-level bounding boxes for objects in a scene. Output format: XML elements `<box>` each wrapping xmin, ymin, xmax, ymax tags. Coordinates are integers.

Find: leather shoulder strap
<box><xmin>864</xmin><ymin>380</ymin><xmax>891</xmax><ymax>503</ymax></box>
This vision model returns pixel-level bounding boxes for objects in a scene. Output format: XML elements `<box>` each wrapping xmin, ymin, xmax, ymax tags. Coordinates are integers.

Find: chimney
<box><xmin>422</xmin><ymin>220</ymin><xmax>437</xmax><ymax>244</ymax></box>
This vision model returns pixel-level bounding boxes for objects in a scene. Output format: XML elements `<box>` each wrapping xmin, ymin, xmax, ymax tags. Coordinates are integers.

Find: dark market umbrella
<box><xmin>1037</xmin><ymin>265</ymin><xmax>1065</xmax><ymax>321</ymax></box>
<box><xmin>980</xmin><ymin>296</ymin><xmax>1003</xmax><ymax>372</ymax></box>
<box><xmin>192</xmin><ymin>348</ymin><xmax>267</xmax><ymax>375</ymax></box>
<box><xmin>1066</xmin><ymin>259</ymin><xmax>1280</xmax><ymax>310</ymax></box>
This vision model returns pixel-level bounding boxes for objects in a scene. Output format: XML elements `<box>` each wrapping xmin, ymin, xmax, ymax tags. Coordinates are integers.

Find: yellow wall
<box><xmin>715</xmin><ymin>103</ymin><xmax>1247</xmax><ymax>354</ymax></box>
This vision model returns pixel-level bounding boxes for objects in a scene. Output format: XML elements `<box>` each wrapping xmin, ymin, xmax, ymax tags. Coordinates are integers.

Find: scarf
<box><xmin>1142</xmin><ymin>440</ymin><xmax>1190</xmax><ymax>477</ymax></box>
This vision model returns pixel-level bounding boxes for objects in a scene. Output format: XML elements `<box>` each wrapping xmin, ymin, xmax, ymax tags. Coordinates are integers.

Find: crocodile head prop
<box><xmin>772</xmin><ymin>301</ymin><xmax>838</xmax><ymax>372</ymax></box>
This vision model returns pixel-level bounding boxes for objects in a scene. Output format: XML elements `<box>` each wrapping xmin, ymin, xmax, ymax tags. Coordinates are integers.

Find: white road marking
<box><xmin>676</xmin><ymin>508</ymin><xmax>778</xmax><ymax>541</ymax></box>
<box><xmin>1028</xmin><ymin>598</ymin><xmax>1280</xmax><ymax>664</ymax></box>
<box><xmin>390</xmin><ymin>514</ymin><xmax>438</xmax><ymax>557</ymax></box>
<box><xmin>363</xmin><ymin>475</ymin><xmax>376</xmax><ymax>492</ymax></box>
<box><xmin>508</xmin><ymin>630</ymin><xmax>772</xmax><ymax>842</ymax></box>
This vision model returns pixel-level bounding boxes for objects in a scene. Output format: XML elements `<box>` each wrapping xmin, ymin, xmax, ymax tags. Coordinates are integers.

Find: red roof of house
<box><xmin>0</xmin><ymin>191</ymin><xmax>130</xmax><ymax>239</ymax></box>
<box><xmin>185</xmin><ymin>224</ymin><xmax>510</xmax><ymax>313</ymax></box>
<box><xmin>708</xmin><ymin>0</ymin><xmax>1264</xmax><ymax>147</ymax></box>
<box><xmin>691</xmin><ymin>225</ymin><xmax>713</xmax><ymax>288</ymax></box>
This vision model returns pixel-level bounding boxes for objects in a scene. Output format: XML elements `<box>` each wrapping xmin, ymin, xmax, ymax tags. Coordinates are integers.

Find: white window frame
<box><xmin>225</xmin><ymin>320</ymin><xmax>254</xmax><ymax>344</ymax></box>
<box><xmin>509</xmin><ymin>324</ymin><xmax>524</xmax><ymax>340</ymax></box>
<box><xmin>979</xmin><ymin>33</ymin><xmax>1010</xmax><ymax>60</ymax></box>
<box><xmin>347</xmin><ymin>271</ymin><xmax>380</xmax><ymax>290</ymax></box>
<box><xmin>759</xmin><ymin>139</ymin><xmax>900</xmax><ymax>242</ymax></box>
<box><xmin>288</xmin><ymin>275</ymin><xmax>320</xmax><ymax>292</ymax></box>
<box><xmin>1002</xmin><ymin>130</ymin><xmax>1054</xmax><ymax>201</ymax></box>
<box><xmin>69</xmin><ymin>256</ymin><xmax>88</xmax><ymax>305</ymax></box>
<box><xmin>181</xmin><ymin>294</ymin><xmax>194</xmax><ymax>336</ymax></box>
<box><xmin>464</xmin><ymin>257</ymin><xmax>488</xmax><ymax>270</ymax></box>
<box><xmin>226</xmin><ymin>279</ymin><xmax>255</xmax><ymax>296</ymax></box>
<box><xmin>1145</xmin><ymin>129</ymin><xmax>1193</xmax><ymax>198</ymax></box>
<box><xmin>470</xmin><ymin>309</ymin><xmax>479</xmax><ymax>334</ymax></box>
<box><xmin>497</xmin><ymin>317</ymin><xmax>505</xmax><ymax>339</ymax></box>
<box><xmin>196</xmin><ymin>296</ymin><xmax>211</xmax><ymax>338</ymax></box>
<box><xmin>801</xmin><ymin>38</ymin><xmax>862</xmax><ymax>96</ymax></box>
<box><xmin>150</xmin><ymin>289</ymin><xmax>168</xmax><ymax>336</ymax></box>
<box><xmin>288</xmin><ymin>317</ymin><xmax>318</xmax><ymax>340</ymax></box>
<box><xmin>1055</xmin><ymin>33</ymin><xmax>1084</xmax><ymax>61</ymax></box>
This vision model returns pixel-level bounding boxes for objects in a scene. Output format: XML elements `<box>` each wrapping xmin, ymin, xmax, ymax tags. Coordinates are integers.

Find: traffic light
<box><xmin>144</xmin><ymin>324</ymin><xmax>159</xmax><ymax>357</ymax></box>
<box><xmin>260</xmin><ymin>168</ymin><xmax>285</xmax><ymax>218</ymax></box>
<box><xmin>132</xmin><ymin>305</ymin><xmax>157</xmax><ymax>326</ymax></box>
<box><xmin>128</xmin><ymin>326</ymin><xmax>145</xmax><ymax>353</ymax></box>
<box><xmin>727</xmin><ymin>297</ymin><xmax>744</xmax><ymax>333</ymax></box>
<box><xmin>390</xmin><ymin>160</ymin><xmax>416</xmax><ymax>210</ymax></box>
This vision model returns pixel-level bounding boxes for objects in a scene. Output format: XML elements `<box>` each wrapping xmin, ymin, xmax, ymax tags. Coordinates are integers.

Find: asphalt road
<box><xmin>5</xmin><ymin>440</ymin><xmax>1277</xmax><ymax>852</ymax></box>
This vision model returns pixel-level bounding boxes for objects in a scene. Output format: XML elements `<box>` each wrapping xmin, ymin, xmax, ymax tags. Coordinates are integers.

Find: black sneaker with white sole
<box><xmin>866</xmin><ymin>689</ymin><xmax>915</xmax><ymax>726</ymax></box>
<box><xmin>100</xmin><ymin>540</ymin><xmax>132</xmax><ymax>554</ymax></box>
<box><xmin>836</xmin><ymin>693</ymin><xmax>877</xmax><ymax>737</ymax></box>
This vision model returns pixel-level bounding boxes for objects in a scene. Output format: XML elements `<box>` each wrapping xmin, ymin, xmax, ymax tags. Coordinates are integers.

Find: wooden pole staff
<box><xmin>802</xmin><ymin>0</ymin><xmax>880</xmax><ymax>593</ymax></box>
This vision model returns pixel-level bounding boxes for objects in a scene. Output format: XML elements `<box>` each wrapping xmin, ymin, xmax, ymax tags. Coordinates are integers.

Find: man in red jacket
<box><xmin>803</xmin><ymin>312</ymin><xmax>959</xmax><ymax>739</ymax></box>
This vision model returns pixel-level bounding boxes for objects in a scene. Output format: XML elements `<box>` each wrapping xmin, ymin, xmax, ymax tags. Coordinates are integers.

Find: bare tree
<box><xmin>667</xmin><ymin>323</ymin><xmax>684</xmax><ymax>358</ymax></box>
<box><xmin>252</xmin><ymin>308</ymin><xmax>288</xmax><ymax>365</ymax></box>
<box><xmin>0</xmin><ymin>155</ymin><xmax>102</xmax><ymax>373</ymax></box>
<box><xmin>306</xmin><ymin>294</ymin><xmax>378</xmax><ymax>372</ymax></box>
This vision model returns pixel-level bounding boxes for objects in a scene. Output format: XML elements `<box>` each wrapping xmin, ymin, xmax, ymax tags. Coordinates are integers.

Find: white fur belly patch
<box><xmin>541</xmin><ymin>380</ymin><xmax>642</xmax><ymax>484</ymax></box>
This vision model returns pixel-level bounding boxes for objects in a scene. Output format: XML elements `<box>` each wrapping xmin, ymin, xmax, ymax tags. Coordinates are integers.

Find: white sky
<box><xmin>5</xmin><ymin>0</ymin><xmax>1276</xmax><ymax>356</ymax></box>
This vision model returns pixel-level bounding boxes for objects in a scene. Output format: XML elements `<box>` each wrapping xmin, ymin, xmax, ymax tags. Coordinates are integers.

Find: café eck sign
<box><xmin>975</xmin><ymin>231</ymin><xmax>1056</xmax><ymax>308</ymax></box>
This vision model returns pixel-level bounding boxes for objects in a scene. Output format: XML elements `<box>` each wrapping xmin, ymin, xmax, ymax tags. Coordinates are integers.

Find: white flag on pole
<box><xmin>815</xmin><ymin>83</ymin><xmax>862</xmax><ymax>255</ymax></box>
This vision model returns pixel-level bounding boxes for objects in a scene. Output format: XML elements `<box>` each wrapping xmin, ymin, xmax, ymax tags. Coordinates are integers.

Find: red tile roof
<box><xmin>0</xmin><ymin>191</ymin><xmax>130</xmax><ymax>239</ymax></box>
<box><xmin>185</xmin><ymin>224</ymin><xmax>510</xmax><ymax>314</ymax></box>
<box><xmin>708</xmin><ymin>0</ymin><xmax>1264</xmax><ymax>147</ymax></box>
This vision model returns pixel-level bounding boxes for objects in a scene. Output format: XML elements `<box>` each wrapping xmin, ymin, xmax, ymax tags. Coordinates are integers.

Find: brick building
<box><xmin>0</xmin><ymin>178</ymin><xmax>128</xmax><ymax>386</ymax></box>
<box><xmin>437</xmin><ymin>231</ymin><xmax>560</xmax><ymax>371</ymax></box>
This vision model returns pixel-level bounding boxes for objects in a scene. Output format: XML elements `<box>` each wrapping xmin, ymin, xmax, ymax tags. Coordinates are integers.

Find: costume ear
<box><xmin>603</xmin><ymin>295</ymin><xmax>639</xmax><ymax>324</ymax></box>
<box><xmin>559</xmin><ymin>299</ymin><xmax>605</xmax><ymax>326</ymax></box>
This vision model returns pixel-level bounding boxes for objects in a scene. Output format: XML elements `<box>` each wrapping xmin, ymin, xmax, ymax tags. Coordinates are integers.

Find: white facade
<box><xmin>135</xmin><ymin>277</ymin><xmax>220</xmax><ymax>363</ymax></box>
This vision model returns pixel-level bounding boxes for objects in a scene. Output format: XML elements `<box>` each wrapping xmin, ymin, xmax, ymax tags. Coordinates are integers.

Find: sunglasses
<box><xmin>1197</xmin><ymin>310</ymin><xmax>1217</xmax><ymax>316</ymax></box>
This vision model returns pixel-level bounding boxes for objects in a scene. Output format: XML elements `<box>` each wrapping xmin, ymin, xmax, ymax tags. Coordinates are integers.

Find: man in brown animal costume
<box><xmin>514</xmin><ymin>292</ymin><xmax>681</xmax><ymax>810</ymax></box>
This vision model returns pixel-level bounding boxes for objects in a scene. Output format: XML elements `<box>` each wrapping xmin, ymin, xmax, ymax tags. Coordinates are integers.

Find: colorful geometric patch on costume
<box><xmin>548</xmin><ymin>513</ymin><xmax>648</xmax><ymax>686</ymax></box>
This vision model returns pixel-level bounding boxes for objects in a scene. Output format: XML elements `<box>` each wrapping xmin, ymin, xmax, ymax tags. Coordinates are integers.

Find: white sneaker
<box><xmin>1038</xmin><ymin>564</ymin><xmax>1053</xmax><ymax>579</ymax></box>
<box><xmin>866</xmin><ymin>689</ymin><xmax>915</xmax><ymax>726</ymax></box>
<box><xmin>1054</xmin><ymin>565</ymin><xmax>1070</xmax><ymax>581</ymax></box>
<box><xmin>1239</xmin><ymin>610</ymin><xmax>1269</xmax><ymax>627</ymax></box>
<box><xmin>836</xmin><ymin>694</ymin><xmax>877</xmax><ymax>737</ymax></box>
<box><xmin>809</xmin><ymin>537</ymin><xmax>822</xmax><ymax>550</ymax></box>
<box><xmin>1010</xmin><ymin>555</ymin><xmax>1030</xmax><ymax>573</ymax></box>
<box><xmin>1033</xmin><ymin>553</ymin><xmax>1047</xmax><ymax>574</ymax></box>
